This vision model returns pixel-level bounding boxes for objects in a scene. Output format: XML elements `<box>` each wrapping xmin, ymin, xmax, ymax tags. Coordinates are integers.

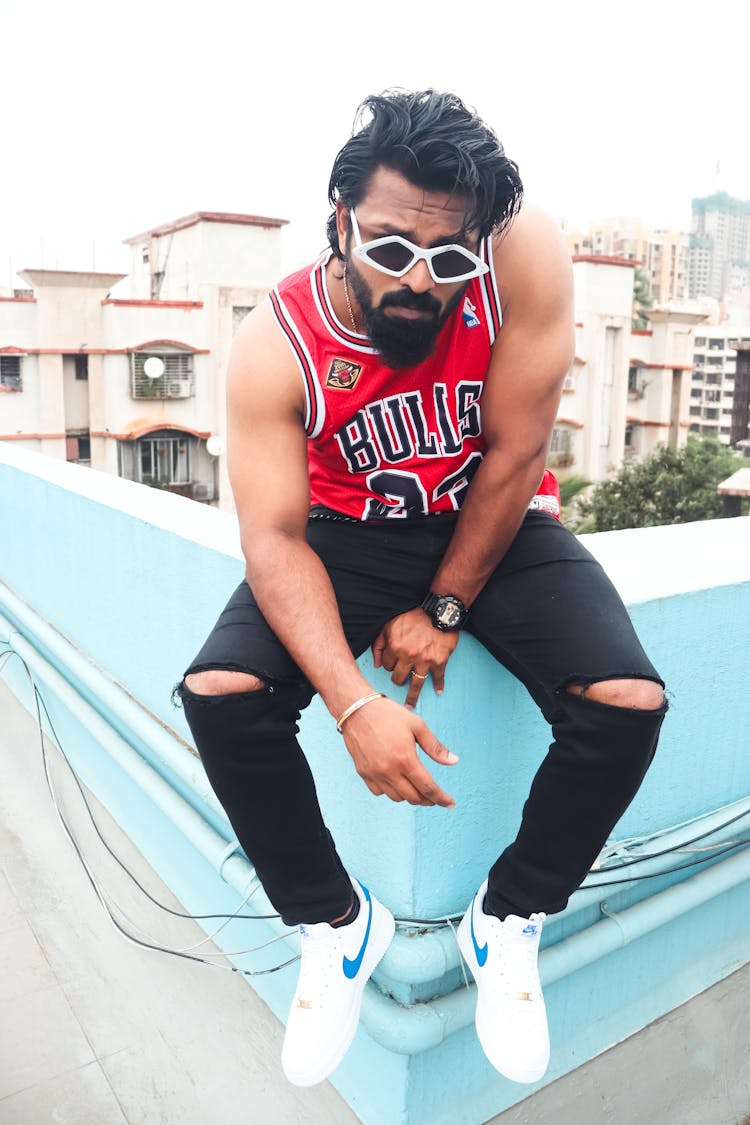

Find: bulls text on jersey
<box><xmin>334</xmin><ymin>381</ymin><xmax>483</xmax><ymax>473</ymax></box>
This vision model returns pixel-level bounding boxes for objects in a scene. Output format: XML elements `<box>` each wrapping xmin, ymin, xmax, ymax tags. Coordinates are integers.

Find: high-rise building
<box><xmin>687</xmin><ymin>325</ymin><xmax>750</xmax><ymax>446</ymax></box>
<box><xmin>687</xmin><ymin>192</ymin><xmax>750</xmax><ymax>301</ymax></box>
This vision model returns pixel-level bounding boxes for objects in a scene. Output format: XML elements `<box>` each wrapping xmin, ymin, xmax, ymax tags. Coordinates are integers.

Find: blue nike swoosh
<box><xmin>470</xmin><ymin>893</ymin><xmax>488</xmax><ymax>968</ymax></box>
<box><xmin>342</xmin><ymin>883</ymin><xmax>372</xmax><ymax>980</ymax></box>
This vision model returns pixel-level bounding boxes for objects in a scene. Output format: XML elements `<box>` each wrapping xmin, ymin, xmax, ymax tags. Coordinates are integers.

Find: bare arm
<box><xmin>227</xmin><ymin>301</ymin><xmax>371</xmax><ymax>719</ymax></box>
<box><xmin>374</xmin><ymin>206</ymin><xmax>574</xmax><ymax>703</ymax></box>
<box><xmin>227</xmin><ymin>301</ymin><xmax>457</xmax><ymax>805</ymax></box>
<box><xmin>429</xmin><ymin>204</ymin><xmax>575</xmax><ymax>600</ymax></box>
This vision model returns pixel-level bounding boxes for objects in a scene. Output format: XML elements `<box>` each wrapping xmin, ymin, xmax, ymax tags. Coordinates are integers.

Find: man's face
<box><xmin>336</xmin><ymin>167</ymin><xmax>478</xmax><ymax>369</ymax></box>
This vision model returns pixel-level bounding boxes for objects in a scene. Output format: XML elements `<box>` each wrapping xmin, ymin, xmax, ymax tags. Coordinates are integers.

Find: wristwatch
<box><xmin>421</xmin><ymin>592</ymin><xmax>468</xmax><ymax>632</ymax></box>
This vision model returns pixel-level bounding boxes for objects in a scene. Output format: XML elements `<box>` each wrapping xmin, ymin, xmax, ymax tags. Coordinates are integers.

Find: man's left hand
<box><xmin>372</xmin><ymin>609</ymin><xmax>459</xmax><ymax>708</ymax></box>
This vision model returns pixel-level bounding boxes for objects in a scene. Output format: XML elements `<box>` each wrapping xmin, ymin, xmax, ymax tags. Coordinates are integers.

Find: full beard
<box><xmin>346</xmin><ymin>257</ymin><xmax>468</xmax><ymax>369</ymax></box>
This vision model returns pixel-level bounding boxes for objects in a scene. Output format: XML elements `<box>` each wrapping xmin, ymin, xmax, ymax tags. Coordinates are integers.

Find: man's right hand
<box><xmin>341</xmin><ymin>696</ymin><xmax>458</xmax><ymax>807</ymax></box>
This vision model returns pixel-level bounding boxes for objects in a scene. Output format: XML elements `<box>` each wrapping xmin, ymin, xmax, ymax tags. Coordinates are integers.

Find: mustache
<box><xmin>378</xmin><ymin>290</ymin><xmax>442</xmax><ymax>316</ymax></box>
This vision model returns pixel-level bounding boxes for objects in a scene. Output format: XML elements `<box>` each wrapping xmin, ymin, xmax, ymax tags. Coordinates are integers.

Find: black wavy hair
<box><xmin>326</xmin><ymin>89</ymin><xmax>523</xmax><ymax>261</ymax></box>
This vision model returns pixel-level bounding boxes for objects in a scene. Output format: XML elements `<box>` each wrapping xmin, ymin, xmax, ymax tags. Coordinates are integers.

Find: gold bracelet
<box><xmin>336</xmin><ymin>692</ymin><xmax>385</xmax><ymax>734</ymax></box>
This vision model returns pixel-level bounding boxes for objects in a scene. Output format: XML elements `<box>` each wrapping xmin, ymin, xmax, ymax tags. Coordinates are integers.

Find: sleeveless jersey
<box><xmin>269</xmin><ymin>244</ymin><xmax>560</xmax><ymax>522</ymax></box>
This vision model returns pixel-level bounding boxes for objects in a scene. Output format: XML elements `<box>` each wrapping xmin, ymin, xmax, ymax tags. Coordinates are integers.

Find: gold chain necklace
<box><xmin>342</xmin><ymin>267</ymin><xmax>358</xmax><ymax>334</ymax></box>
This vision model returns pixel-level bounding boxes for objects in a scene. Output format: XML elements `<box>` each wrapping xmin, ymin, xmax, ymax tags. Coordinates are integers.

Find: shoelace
<box><xmin>296</xmin><ymin>928</ymin><xmax>340</xmax><ymax>1006</ymax></box>
<box><xmin>447</xmin><ymin>917</ymin><xmax>472</xmax><ymax>991</ymax></box>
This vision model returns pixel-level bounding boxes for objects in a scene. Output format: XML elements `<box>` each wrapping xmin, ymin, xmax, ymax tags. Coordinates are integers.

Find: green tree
<box><xmin>578</xmin><ymin>437</ymin><xmax>744</xmax><ymax>531</ymax></box>
<box><xmin>632</xmin><ymin>267</ymin><xmax>653</xmax><ymax>330</ymax></box>
<box><xmin>558</xmin><ymin>475</ymin><xmax>591</xmax><ymax>508</ymax></box>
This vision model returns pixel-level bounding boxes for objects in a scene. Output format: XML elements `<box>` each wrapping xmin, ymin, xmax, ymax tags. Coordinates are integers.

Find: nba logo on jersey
<box><xmin>462</xmin><ymin>296</ymin><xmax>480</xmax><ymax>329</ymax></box>
<box><xmin>326</xmin><ymin>357</ymin><xmax>363</xmax><ymax>390</ymax></box>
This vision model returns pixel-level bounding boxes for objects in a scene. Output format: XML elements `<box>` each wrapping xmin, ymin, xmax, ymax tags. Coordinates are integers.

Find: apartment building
<box><xmin>688</xmin><ymin>192</ymin><xmax>750</xmax><ymax>301</ymax></box>
<box><xmin>0</xmin><ymin>211</ymin><xmax>286</xmax><ymax>509</ymax></box>
<box><xmin>2</xmin><ymin>221</ymin><xmax>713</xmax><ymax>505</ymax></box>
<box><xmin>551</xmin><ymin>257</ymin><xmax>704</xmax><ymax>483</ymax></box>
<box><xmin>563</xmin><ymin>217</ymin><xmax>688</xmax><ymax>305</ymax></box>
<box><xmin>687</xmin><ymin>323</ymin><xmax>750</xmax><ymax>444</ymax></box>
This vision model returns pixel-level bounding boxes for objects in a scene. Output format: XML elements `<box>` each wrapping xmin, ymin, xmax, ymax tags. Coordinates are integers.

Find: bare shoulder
<box><xmin>227</xmin><ymin>297</ymin><xmax>304</xmax><ymax>417</ymax></box>
<box><xmin>490</xmin><ymin>203</ymin><xmax>572</xmax><ymax>318</ymax></box>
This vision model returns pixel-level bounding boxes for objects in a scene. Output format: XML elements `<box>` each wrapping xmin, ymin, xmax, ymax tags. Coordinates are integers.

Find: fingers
<box><xmin>371</xmin><ymin>632</ymin><xmax>386</xmax><ymax>669</ymax></box>
<box><xmin>414</xmin><ymin>721</ymin><xmax>459</xmax><ymax>767</ymax></box>
<box><xmin>369</xmin><ymin>771</ymin><xmax>454</xmax><ymax>808</ymax></box>
<box><xmin>404</xmin><ymin>669</ymin><xmax>428</xmax><ymax>710</ymax></box>
<box><xmin>408</xmin><ymin>763</ymin><xmax>455</xmax><ymax>808</ymax></box>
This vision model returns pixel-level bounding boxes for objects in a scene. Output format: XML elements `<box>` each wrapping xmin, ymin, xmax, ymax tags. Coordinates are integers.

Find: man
<box><xmin>177</xmin><ymin>89</ymin><xmax>666</xmax><ymax>1087</ymax></box>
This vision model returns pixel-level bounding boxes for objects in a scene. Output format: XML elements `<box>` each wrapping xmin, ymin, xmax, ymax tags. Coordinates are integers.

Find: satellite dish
<box><xmin>206</xmin><ymin>435</ymin><xmax>224</xmax><ymax>457</ymax></box>
<box><xmin>143</xmin><ymin>356</ymin><xmax>165</xmax><ymax>380</ymax></box>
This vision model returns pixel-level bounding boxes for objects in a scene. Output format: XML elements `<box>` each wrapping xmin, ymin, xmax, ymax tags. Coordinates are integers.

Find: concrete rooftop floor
<box><xmin>0</xmin><ymin>677</ymin><xmax>356</xmax><ymax>1125</ymax></box>
<box><xmin>1</xmin><ymin>675</ymin><xmax>749</xmax><ymax>1125</ymax></box>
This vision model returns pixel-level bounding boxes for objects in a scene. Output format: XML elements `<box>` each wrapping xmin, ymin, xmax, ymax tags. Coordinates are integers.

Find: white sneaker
<box><xmin>457</xmin><ymin>879</ymin><xmax>549</xmax><ymax>1083</ymax></box>
<box><xmin>281</xmin><ymin>878</ymin><xmax>395</xmax><ymax>1086</ymax></box>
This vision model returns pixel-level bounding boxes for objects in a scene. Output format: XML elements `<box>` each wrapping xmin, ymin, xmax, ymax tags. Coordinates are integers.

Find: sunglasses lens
<box><xmin>432</xmin><ymin>248</ymin><xmax>478</xmax><ymax>279</ymax></box>
<box><xmin>365</xmin><ymin>241</ymin><xmax>416</xmax><ymax>273</ymax></box>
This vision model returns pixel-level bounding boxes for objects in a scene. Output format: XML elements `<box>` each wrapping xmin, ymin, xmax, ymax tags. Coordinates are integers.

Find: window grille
<box><xmin>0</xmin><ymin>355</ymin><xmax>22</xmax><ymax>390</ymax></box>
<box><xmin>137</xmin><ymin>432</ymin><xmax>191</xmax><ymax>485</ymax></box>
<box><xmin>130</xmin><ymin>352</ymin><xmax>195</xmax><ymax>399</ymax></box>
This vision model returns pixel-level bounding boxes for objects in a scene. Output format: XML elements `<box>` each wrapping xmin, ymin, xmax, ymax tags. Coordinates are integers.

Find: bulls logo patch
<box><xmin>326</xmin><ymin>357</ymin><xmax>362</xmax><ymax>390</ymax></box>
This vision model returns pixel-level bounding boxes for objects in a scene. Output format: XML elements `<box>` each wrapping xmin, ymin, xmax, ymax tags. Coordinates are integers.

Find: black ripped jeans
<box><xmin>177</xmin><ymin>510</ymin><xmax>666</xmax><ymax>925</ymax></box>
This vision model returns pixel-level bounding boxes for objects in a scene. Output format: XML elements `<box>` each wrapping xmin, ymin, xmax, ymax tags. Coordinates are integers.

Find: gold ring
<box><xmin>411</xmin><ymin>671</ymin><xmax>428</xmax><ymax>681</ymax></box>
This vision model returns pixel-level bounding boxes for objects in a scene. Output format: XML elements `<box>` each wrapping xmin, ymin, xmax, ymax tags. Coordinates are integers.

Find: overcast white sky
<box><xmin>4</xmin><ymin>0</ymin><xmax>749</xmax><ymax>291</ymax></box>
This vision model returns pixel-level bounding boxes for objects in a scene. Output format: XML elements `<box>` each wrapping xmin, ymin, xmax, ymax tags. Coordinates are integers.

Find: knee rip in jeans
<box><xmin>183</xmin><ymin>669</ymin><xmax>267</xmax><ymax>697</ymax></box>
<box><xmin>564</xmin><ymin>676</ymin><xmax>665</xmax><ymax>711</ymax></box>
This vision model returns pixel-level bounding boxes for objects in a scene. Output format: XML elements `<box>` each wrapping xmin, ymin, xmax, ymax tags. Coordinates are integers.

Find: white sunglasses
<box><xmin>349</xmin><ymin>209</ymin><xmax>489</xmax><ymax>283</ymax></box>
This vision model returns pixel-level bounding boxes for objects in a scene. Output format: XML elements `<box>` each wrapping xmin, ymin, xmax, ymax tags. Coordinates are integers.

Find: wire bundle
<box><xmin>1</xmin><ymin>642</ymin><xmax>748</xmax><ymax>969</ymax></box>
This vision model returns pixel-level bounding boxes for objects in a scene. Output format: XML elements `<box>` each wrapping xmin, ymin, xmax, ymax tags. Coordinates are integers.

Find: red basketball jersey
<box><xmin>270</xmin><ymin>246</ymin><xmax>560</xmax><ymax>521</ymax></box>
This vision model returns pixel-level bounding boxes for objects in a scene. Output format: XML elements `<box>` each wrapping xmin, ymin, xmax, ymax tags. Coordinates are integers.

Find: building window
<box><xmin>130</xmin><ymin>352</ymin><xmax>195</xmax><ymax>399</ymax></box>
<box><xmin>232</xmin><ymin>306</ymin><xmax>255</xmax><ymax>335</ymax></box>
<box><xmin>548</xmin><ymin>426</ymin><xmax>574</xmax><ymax>467</ymax></box>
<box><xmin>562</xmin><ymin>370</ymin><xmax>576</xmax><ymax>392</ymax></box>
<box><xmin>138</xmin><ymin>432</ymin><xmax>191</xmax><ymax>486</ymax></box>
<box><xmin>0</xmin><ymin>355</ymin><xmax>22</xmax><ymax>390</ymax></box>
<box><xmin>75</xmin><ymin>355</ymin><xmax>89</xmax><ymax>380</ymax></box>
<box><xmin>66</xmin><ymin>432</ymin><xmax>91</xmax><ymax>464</ymax></box>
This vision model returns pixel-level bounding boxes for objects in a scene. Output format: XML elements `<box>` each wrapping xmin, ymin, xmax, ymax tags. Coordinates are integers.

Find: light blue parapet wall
<box><xmin>1</xmin><ymin>443</ymin><xmax>749</xmax><ymax>1125</ymax></box>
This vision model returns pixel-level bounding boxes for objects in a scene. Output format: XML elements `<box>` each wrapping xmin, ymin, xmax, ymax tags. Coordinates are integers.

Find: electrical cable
<box><xmin>2</xmin><ymin>641</ymin><xmax>749</xmax><ymax>939</ymax></box>
<box><xmin>0</xmin><ymin>644</ymin><xmax>297</xmax><ymax>976</ymax></box>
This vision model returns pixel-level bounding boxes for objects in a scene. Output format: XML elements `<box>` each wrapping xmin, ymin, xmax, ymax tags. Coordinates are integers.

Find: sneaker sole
<box><xmin>282</xmin><ymin>903</ymin><xmax>395</xmax><ymax>1086</ymax></box>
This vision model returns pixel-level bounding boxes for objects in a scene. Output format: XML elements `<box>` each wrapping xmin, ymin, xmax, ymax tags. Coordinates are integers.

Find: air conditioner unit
<box><xmin>192</xmin><ymin>483</ymin><xmax>215</xmax><ymax>502</ymax></box>
<box><xmin>168</xmin><ymin>379</ymin><xmax>192</xmax><ymax>398</ymax></box>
